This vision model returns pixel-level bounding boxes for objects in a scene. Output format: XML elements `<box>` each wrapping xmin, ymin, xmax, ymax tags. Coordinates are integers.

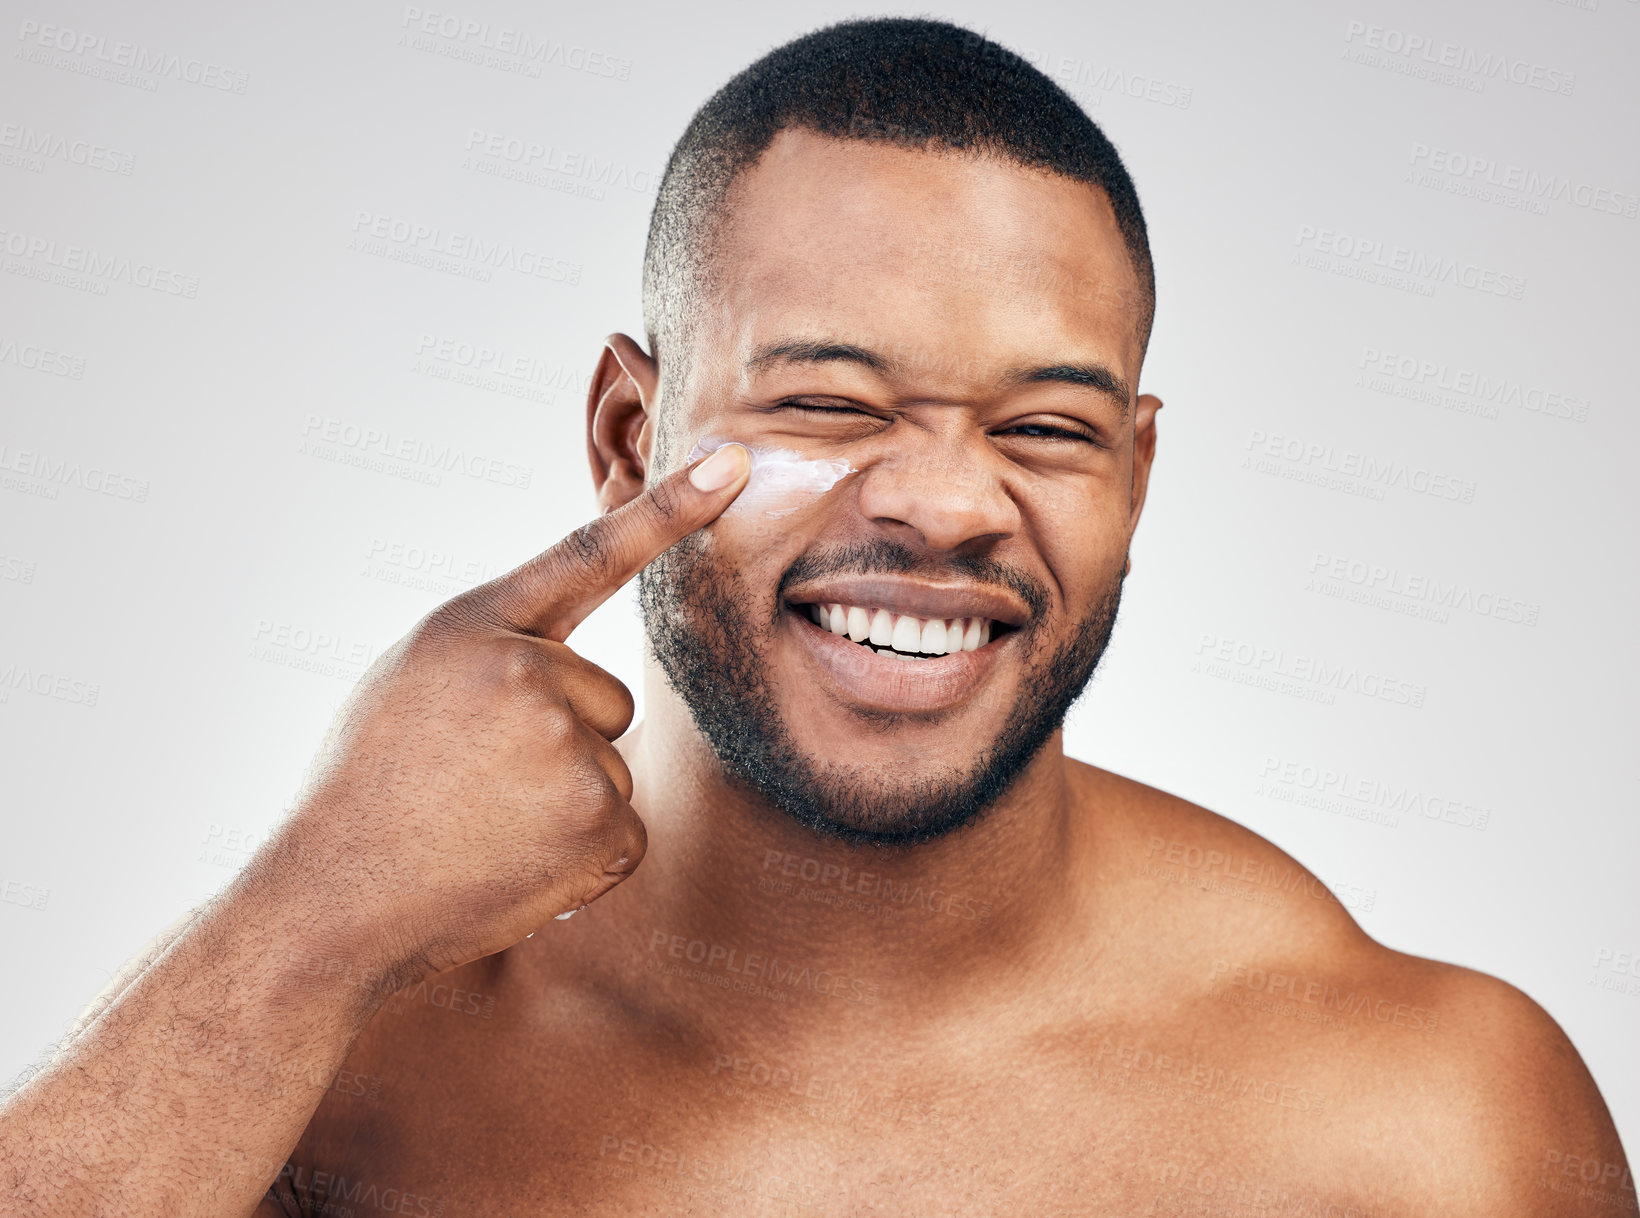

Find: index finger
<box><xmin>472</xmin><ymin>442</ymin><xmax>750</xmax><ymax>641</ymax></box>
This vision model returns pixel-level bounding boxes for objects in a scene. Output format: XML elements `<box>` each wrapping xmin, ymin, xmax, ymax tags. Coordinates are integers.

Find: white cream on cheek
<box><xmin>687</xmin><ymin>435</ymin><xmax>855</xmax><ymax>517</ymax></box>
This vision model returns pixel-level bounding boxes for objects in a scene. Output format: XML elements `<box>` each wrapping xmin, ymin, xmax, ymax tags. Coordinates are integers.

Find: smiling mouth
<box><xmin>792</xmin><ymin>602</ymin><xmax>1016</xmax><ymax>660</ymax></box>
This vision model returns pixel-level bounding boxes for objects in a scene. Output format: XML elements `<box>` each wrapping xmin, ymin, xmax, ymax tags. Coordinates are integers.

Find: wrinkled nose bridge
<box><xmin>853</xmin><ymin>427</ymin><xmax>1017</xmax><ymax>544</ymax></box>
<box><xmin>865</xmin><ymin>421</ymin><xmax>998</xmax><ymax>485</ymax></box>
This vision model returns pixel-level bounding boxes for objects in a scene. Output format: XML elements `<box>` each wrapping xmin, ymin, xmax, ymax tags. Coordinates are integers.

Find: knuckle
<box><xmin>603</xmin><ymin>677</ymin><xmax>637</xmax><ymax>730</ymax></box>
<box><xmin>555</xmin><ymin>766</ymin><xmax>619</xmax><ymax>835</ymax></box>
<box><xmin>645</xmin><ymin>477</ymin><xmax>682</xmax><ymax>524</ymax></box>
<box><xmin>614</xmin><ymin>812</ymin><xmax>648</xmax><ymax>867</ymax></box>
<box><xmin>410</xmin><ymin>596</ymin><xmax>491</xmax><ymax>654</ymax></box>
<box><xmin>561</xmin><ymin>520</ymin><xmax>614</xmax><ymax>583</ymax></box>
<box><xmin>480</xmin><ymin>636</ymin><xmax>556</xmax><ymax>694</ymax></box>
<box><xmin>537</xmin><ymin>705</ymin><xmax>582</xmax><ymax>753</ymax></box>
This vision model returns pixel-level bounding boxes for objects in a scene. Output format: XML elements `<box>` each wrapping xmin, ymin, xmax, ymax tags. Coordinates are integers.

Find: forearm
<box><xmin>0</xmin><ymin>872</ymin><xmax>396</xmax><ymax>1218</ymax></box>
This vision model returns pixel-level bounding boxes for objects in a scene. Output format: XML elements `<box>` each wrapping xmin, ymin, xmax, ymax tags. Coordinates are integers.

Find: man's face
<box><xmin>638</xmin><ymin>128</ymin><xmax>1159</xmax><ymax>845</ymax></box>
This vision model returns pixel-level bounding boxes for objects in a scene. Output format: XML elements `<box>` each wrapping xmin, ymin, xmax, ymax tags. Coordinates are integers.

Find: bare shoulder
<box><xmin>1066</xmin><ymin>757</ymin><xmax>1367</xmax><ymax>954</ymax></box>
<box><xmin>1067</xmin><ymin>760</ymin><xmax>1631</xmax><ymax>1213</ymax></box>
<box><xmin>1396</xmin><ymin>957</ymin><xmax>1633</xmax><ymax>1213</ymax></box>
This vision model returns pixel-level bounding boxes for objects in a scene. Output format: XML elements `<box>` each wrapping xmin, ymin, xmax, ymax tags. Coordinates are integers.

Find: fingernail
<box><xmin>689</xmin><ymin>442</ymin><xmax>749</xmax><ymax>491</ymax></box>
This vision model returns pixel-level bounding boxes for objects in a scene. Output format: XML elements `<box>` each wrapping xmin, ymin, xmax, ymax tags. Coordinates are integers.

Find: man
<box><xmin>0</xmin><ymin>17</ymin><xmax>1628</xmax><ymax>1216</ymax></box>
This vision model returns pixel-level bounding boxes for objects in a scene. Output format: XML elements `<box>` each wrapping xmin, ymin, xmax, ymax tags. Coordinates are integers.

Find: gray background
<box><xmin>2</xmin><ymin>0</ymin><xmax>1635</xmax><ymax>1152</ymax></box>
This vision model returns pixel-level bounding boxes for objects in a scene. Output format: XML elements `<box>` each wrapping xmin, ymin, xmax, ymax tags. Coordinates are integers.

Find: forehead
<box><xmin>706</xmin><ymin>127</ymin><xmax>1145</xmax><ymax>396</ymax></box>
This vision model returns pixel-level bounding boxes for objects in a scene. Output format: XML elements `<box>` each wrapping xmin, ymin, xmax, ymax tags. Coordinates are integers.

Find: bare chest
<box><xmin>296</xmin><ymin>1000</ymin><xmax>1393</xmax><ymax>1217</ymax></box>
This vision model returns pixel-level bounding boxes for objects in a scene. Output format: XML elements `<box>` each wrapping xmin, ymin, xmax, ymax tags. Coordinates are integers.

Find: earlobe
<box><xmin>586</xmin><ymin>334</ymin><xmax>660</xmax><ymax>513</ymax></box>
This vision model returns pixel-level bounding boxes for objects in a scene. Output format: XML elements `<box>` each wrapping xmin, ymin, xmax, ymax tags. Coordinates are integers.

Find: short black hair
<box><xmin>641</xmin><ymin>17</ymin><xmax>1156</xmax><ymax>404</ymax></box>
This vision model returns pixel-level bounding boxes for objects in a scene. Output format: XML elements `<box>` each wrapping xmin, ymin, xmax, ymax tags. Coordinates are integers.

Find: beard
<box><xmin>638</xmin><ymin>535</ymin><xmax>1123</xmax><ymax>847</ymax></box>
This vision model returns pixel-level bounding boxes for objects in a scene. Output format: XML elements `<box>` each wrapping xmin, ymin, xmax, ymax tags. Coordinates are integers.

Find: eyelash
<box><xmin>779</xmin><ymin>401</ymin><xmax>1098</xmax><ymax>445</ymax></box>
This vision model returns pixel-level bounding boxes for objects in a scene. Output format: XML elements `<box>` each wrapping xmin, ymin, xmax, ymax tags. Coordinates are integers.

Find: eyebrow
<box><xmin>746</xmin><ymin>338</ymin><xmax>889</xmax><ymax>375</ymax></box>
<box><xmin>745</xmin><ymin>337</ymin><xmax>1132</xmax><ymax>418</ymax></box>
<box><xmin>1008</xmin><ymin>363</ymin><xmax>1132</xmax><ymax>417</ymax></box>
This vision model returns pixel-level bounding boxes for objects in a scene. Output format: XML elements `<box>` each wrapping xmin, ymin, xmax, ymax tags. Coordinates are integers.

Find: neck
<box><xmin>621</xmin><ymin>665</ymin><xmax>1083</xmax><ymax>1019</ymax></box>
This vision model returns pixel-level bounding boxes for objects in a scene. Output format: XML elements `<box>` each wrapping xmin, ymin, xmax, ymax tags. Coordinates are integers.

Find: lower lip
<box><xmin>788</xmin><ymin>607</ymin><xmax>1009</xmax><ymax>714</ymax></box>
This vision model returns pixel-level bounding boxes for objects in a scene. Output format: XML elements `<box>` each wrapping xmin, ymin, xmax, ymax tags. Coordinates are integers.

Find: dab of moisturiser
<box><xmin>687</xmin><ymin>436</ymin><xmax>854</xmax><ymax>518</ymax></box>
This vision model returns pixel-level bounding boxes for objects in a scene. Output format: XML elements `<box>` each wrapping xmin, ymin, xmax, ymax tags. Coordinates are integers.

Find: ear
<box><xmin>1127</xmin><ymin>392</ymin><xmax>1163</xmax><ymax>536</ymax></box>
<box><xmin>586</xmin><ymin>333</ymin><xmax>660</xmax><ymax>514</ymax></box>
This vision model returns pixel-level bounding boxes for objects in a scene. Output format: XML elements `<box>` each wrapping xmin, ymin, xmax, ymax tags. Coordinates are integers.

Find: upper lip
<box><xmin>782</xmin><ymin>576</ymin><xmax>1031</xmax><ymax>628</ymax></box>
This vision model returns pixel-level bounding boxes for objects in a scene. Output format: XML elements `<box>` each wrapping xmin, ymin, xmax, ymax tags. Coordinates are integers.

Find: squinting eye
<box><xmin>782</xmin><ymin>401</ymin><xmax>868</xmax><ymax>416</ymax></box>
<box><xmin>1002</xmin><ymin>423</ymin><xmax>1095</xmax><ymax>442</ymax></box>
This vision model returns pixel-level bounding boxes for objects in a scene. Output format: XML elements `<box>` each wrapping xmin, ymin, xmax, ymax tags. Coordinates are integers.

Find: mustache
<box><xmin>774</xmin><ymin>539</ymin><xmax>1051</xmax><ymax>622</ymax></box>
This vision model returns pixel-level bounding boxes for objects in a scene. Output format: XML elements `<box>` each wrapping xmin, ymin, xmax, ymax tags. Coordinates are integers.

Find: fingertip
<box><xmin>688</xmin><ymin>442</ymin><xmax>751</xmax><ymax>492</ymax></box>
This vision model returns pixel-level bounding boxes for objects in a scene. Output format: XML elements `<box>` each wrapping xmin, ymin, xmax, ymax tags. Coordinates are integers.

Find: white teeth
<box><xmin>918</xmin><ymin>618</ymin><xmax>947</xmax><ymax>654</ymax></box>
<box><xmin>890</xmin><ymin>614</ymin><xmax>922</xmax><ymax>653</ymax></box>
<box><xmin>869</xmin><ymin>609</ymin><xmax>895</xmax><ymax>646</ymax></box>
<box><xmin>805</xmin><ymin>602</ymin><xmax>999</xmax><ymax>656</ymax></box>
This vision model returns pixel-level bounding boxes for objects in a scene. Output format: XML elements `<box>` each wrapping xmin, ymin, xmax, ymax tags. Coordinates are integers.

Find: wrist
<box><xmin>224</xmin><ymin>834</ymin><xmax>417</xmax><ymax>1019</ymax></box>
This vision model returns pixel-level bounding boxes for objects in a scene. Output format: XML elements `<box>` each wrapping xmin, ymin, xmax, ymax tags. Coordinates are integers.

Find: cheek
<box><xmin>1029</xmin><ymin>494</ymin><xmax>1127</xmax><ymax>593</ymax></box>
<box><xmin>688</xmin><ymin>434</ymin><xmax>855</xmax><ymax>519</ymax></box>
<box><xmin>688</xmin><ymin>518</ymin><xmax>794</xmax><ymax>630</ymax></box>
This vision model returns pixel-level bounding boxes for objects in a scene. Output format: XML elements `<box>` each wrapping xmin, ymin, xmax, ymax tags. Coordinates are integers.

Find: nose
<box><xmin>853</xmin><ymin>428</ymin><xmax>1021</xmax><ymax>552</ymax></box>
